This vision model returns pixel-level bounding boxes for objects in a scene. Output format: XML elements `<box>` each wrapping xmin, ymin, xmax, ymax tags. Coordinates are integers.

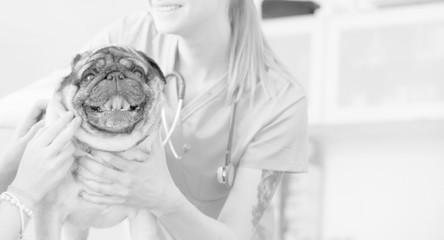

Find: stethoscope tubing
<box><xmin>162</xmin><ymin>72</ymin><xmax>237</xmax><ymax>186</ymax></box>
<box><xmin>161</xmin><ymin>99</ymin><xmax>183</xmax><ymax>146</ymax></box>
<box><xmin>161</xmin><ymin>99</ymin><xmax>183</xmax><ymax>160</ymax></box>
<box><xmin>161</xmin><ymin>72</ymin><xmax>186</xmax><ymax>160</ymax></box>
<box><xmin>224</xmin><ymin>102</ymin><xmax>237</xmax><ymax>167</ymax></box>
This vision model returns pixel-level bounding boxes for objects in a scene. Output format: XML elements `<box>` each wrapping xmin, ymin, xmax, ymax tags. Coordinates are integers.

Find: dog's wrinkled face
<box><xmin>58</xmin><ymin>46</ymin><xmax>165</xmax><ymax>139</ymax></box>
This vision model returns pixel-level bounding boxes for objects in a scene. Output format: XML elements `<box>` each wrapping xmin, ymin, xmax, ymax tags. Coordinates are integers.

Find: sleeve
<box><xmin>239</xmin><ymin>89</ymin><xmax>309</xmax><ymax>173</ymax></box>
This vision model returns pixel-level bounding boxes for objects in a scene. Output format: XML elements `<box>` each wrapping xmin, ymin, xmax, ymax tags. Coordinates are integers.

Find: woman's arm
<box><xmin>0</xmin><ymin>100</ymin><xmax>47</xmax><ymax>191</ymax></box>
<box><xmin>156</xmin><ymin>167</ymin><xmax>283</xmax><ymax>240</ymax></box>
<box><xmin>0</xmin><ymin>110</ymin><xmax>80</xmax><ymax>240</ymax></box>
<box><xmin>147</xmin><ymin>95</ymin><xmax>305</xmax><ymax>239</ymax></box>
<box><xmin>0</xmin><ymin>197</ymin><xmax>31</xmax><ymax>240</ymax></box>
<box><xmin>77</xmin><ymin>137</ymin><xmax>283</xmax><ymax>240</ymax></box>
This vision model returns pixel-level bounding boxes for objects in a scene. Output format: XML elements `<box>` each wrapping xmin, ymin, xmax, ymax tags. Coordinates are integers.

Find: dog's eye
<box><xmin>84</xmin><ymin>73</ymin><xmax>95</xmax><ymax>81</ymax></box>
<box><xmin>134</xmin><ymin>71</ymin><xmax>143</xmax><ymax>78</ymax></box>
<box><xmin>132</xmin><ymin>67</ymin><xmax>144</xmax><ymax>78</ymax></box>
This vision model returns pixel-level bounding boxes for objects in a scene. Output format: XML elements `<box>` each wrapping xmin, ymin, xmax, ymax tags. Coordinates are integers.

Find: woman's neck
<box><xmin>176</xmin><ymin>19</ymin><xmax>231</xmax><ymax>83</ymax></box>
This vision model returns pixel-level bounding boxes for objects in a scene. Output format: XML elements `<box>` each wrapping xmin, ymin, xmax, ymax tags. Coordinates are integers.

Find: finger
<box><xmin>16</xmin><ymin>99</ymin><xmax>49</xmax><ymax>137</ymax></box>
<box><xmin>56</xmin><ymin>144</ymin><xmax>76</xmax><ymax>163</ymax></box>
<box><xmin>49</xmin><ymin>117</ymin><xmax>82</xmax><ymax>152</ymax></box>
<box><xmin>75</xmin><ymin>165</ymin><xmax>110</xmax><ymax>183</ymax></box>
<box><xmin>77</xmin><ymin>157</ymin><xmax>124</xmax><ymax>183</ymax></box>
<box><xmin>20</xmin><ymin>120</ymin><xmax>45</xmax><ymax>143</ymax></box>
<box><xmin>77</xmin><ymin>176</ymin><xmax>129</xmax><ymax>197</ymax></box>
<box><xmin>60</xmin><ymin>155</ymin><xmax>76</xmax><ymax>169</ymax></box>
<box><xmin>61</xmin><ymin>141</ymin><xmax>76</xmax><ymax>155</ymax></box>
<box><xmin>33</xmin><ymin>126</ymin><xmax>47</xmax><ymax>140</ymax></box>
<box><xmin>107</xmin><ymin>155</ymin><xmax>133</xmax><ymax>172</ymax></box>
<box><xmin>93</xmin><ymin>151</ymin><xmax>130</xmax><ymax>171</ymax></box>
<box><xmin>55</xmin><ymin>155</ymin><xmax>75</xmax><ymax>177</ymax></box>
<box><xmin>78</xmin><ymin>191</ymin><xmax>125</xmax><ymax>205</ymax></box>
<box><xmin>50</xmin><ymin>146</ymin><xmax>75</xmax><ymax>174</ymax></box>
<box><xmin>39</xmin><ymin>112</ymin><xmax>75</xmax><ymax>146</ymax></box>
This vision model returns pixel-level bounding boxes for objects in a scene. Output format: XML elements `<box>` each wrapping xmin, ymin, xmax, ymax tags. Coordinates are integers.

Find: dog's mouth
<box><xmin>81</xmin><ymin>77</ymin><xmax>149</xmax><ymax>134</ymax></box>
<box><xmin>85</xmin><ymin>101</ymin><xmax>142</xmax><ymax>113</ymax></box>
<box><xmin>83</xmin><ymin>97</ymin><xmax>146</xmax><ymax>134</ymax></box>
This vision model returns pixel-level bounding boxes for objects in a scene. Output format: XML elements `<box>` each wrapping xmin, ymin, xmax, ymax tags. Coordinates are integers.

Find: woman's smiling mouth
<box><xmin>154</xmin><ymin>4</ymin><xmax>183</xmax><ymax>13</ymax></box>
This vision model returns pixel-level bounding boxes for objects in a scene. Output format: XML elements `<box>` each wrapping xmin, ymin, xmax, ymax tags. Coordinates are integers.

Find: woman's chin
<box><xmin>153</xmin><ymin>23</ymin><xmax>181</xmax><ymax>35</ymax></box>
<box><xmin>151</xmin><ymin>14</ymin><xmax>185</xmax><ymax>35</ymax></box>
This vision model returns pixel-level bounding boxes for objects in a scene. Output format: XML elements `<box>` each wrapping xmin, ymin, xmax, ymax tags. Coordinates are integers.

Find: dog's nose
<box><xmin>106</xmin><ymin>71</ymin><xmax>125</xmax><ymax>81</ymax></box>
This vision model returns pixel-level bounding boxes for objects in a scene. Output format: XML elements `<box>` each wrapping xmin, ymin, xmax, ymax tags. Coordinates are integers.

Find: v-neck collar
<box><xmin>181</xmin><ymin>73</ymin><xmax>227</xmax><ymax>121</ymax></box>
<box><xmin>163</xmin><ymin>37</ymin><xmax>228</xmax><ymax>121</ymax></box>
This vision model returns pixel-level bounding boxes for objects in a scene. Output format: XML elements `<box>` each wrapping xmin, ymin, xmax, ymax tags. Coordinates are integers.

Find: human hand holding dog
<box><xmin>0</xmin><ymin>100</ymin><xmax>48</xmax><ymax>175</ymax></box>
<box><xmin>0</xmin><ymin>100</ymin><xmax>49</xmax><ymax>192</ymax></box>
<box><xmin>11</xmin><ymin>112</ymin><xmax>81</xmax><ymax>204</ymax></box>
<box><xmin>77</xmin><ymin>135</ymin><xmax>184</xmax><ymax>216</ymax></box>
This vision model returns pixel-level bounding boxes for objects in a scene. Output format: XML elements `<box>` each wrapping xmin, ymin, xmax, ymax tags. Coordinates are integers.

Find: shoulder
<box><xmin>262</xmin><ymin>69</ymin><xmax>306</xmax><ymax>105</ymax></box>
<box><xmin>236</xmin><ymin>69</ymin><xmax>307</xmax><ymax>137</ymax></box>
<box><xmin>246</xmin><ymin>69</ymin><xmax>307</xmax><ymax>120</ymax></box>
<box><xmin>234</xmin><ymin>70</ymin><xmax>309</xmax><ymax>172</ymax></box>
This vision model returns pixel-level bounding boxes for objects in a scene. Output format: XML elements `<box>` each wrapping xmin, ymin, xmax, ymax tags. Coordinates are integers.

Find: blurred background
<box><xmin>1</xmin><ymin>0</ymin><xmax>444</xmax><ymax>240</ymax></box>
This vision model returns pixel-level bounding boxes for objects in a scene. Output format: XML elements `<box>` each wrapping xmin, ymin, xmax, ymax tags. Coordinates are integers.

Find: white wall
<box><xmin>312</xmin><ymin>123</ymin><xmax>444</xmax><ymax>240</ymax></box>
<box><xmin>0</xmin><ymin>0</ymin><xmax>147</xmax><ymax>98</ymax></box>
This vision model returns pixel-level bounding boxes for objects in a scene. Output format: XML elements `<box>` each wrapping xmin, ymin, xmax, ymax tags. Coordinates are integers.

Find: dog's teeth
<box><xmin>103</xmin><ymin>100</ymin><xmax>112</xmax><ymax>111</ymax></box>
<box><xmin>112</xmin><ymin>96</ymin><xmax>122</xmax><ymax>110</ymax></box>
<box><xmin>104</xmin><ymin>95</ymin><xmax>131</xmax><ymax>111</ymax></box>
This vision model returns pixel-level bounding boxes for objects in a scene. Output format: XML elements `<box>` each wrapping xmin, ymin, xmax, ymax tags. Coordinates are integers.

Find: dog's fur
<box><xmin>37</xmin><ymin>46</ymin><xmax>165</xmax><ymax>240</ymax></box>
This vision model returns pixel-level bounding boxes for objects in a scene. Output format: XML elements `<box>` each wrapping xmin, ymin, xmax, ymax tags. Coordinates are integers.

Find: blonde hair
<box><xmin>227</xmin><ymin>0</ymin><xmax>295</xmax><ymax>103</ymax></box>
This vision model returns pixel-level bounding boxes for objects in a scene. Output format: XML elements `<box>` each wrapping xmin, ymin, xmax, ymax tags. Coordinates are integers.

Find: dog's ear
<box><xmin>56</xmin><ymin>53</ymin><xmax>82</xmax><ymax>92</ymax></box>
<box><xmin>71</xmin><ymin>54</ymin><xmax>82</xmax><ymax>68</ymax></box>
<box><xmin>57</xmin><ymin>73</ymin><xmax>76</xmax><ymax>93</ymax></box>
<box><xmin>137</xmin><ymin>51</ymin><xmax>166</xmax><ymax>84</ymax></box>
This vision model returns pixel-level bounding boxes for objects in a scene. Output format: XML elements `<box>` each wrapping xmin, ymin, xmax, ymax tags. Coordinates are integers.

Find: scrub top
<box><xmin>82</xmin><ymin>11</ymin><xmax>309</xmax><ymax>239</ymax></box>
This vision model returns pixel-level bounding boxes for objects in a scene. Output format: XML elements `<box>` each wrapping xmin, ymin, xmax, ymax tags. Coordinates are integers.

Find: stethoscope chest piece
<box><xmin>217</xmin><ymin>163</ymin><xmax>235</xmax><ymax>187</ymax></box>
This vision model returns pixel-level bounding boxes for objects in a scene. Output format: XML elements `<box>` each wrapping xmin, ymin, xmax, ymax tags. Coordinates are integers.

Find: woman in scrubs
<box><xmin>75</xmin><ymin>0</ymin><xmax>308</xmax><ymax>239</ymax></box>
<box><xmin>1</xmin><ymin>0</ymin><xmax>308</xmax><ymax>239</ymax></box>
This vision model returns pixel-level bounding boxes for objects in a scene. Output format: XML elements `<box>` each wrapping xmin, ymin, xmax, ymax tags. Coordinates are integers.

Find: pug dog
<box><xmin>36</xmin><ymin>46</ymin><xmax>165</xmax><ymax>240</ymax></box>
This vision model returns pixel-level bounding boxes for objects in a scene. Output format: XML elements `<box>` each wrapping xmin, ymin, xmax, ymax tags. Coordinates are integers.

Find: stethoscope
<box><xmin>162</xmin><ymin>72</ymin><xmax>237</xmax><ymax>187</ymax></box>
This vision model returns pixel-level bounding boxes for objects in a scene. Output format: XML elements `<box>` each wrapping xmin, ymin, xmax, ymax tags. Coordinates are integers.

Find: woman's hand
<box><xmin>77</xmin><ymin>136</ymin><xmax>182</xmax><ymax>216</ymax></box>
<box><xmin>11</xmin><ymin>112</ymin><xmax>81</xmax><ymax>203</ymax></box>
<box><xmin>0</xmin><ymin>100</ymin><xmax>48</xmax><ymax>173</ymax></box>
